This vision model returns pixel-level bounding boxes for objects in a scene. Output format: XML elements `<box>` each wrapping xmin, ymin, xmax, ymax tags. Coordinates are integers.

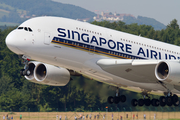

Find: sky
<box><xmin>53</xmin><ymin>0</ymin><xmax>180</xmax><ymax>26</ymax></box>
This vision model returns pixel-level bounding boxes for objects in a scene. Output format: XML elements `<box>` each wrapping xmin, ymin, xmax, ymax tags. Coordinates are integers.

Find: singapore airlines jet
<box><xmin>5</xmin><ymin>16</ymin><xmax>180</xmax><ymax>107</ymax></box>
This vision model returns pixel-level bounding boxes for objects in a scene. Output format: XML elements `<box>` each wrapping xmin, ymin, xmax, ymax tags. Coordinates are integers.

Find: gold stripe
<box><xmin>52</xmin><ymin>40</ymin><xmax>131</xmax><ymax>59</ymax></box>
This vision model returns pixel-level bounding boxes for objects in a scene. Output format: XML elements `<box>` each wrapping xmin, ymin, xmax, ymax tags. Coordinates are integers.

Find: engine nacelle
<box><xmin>34</xmin><ymin>63</ymin><xmax>70</xmax><ymax>86</ymax></box>
<box><xmin>155</xmin><ymin>61</ymin><xmax>180</xmax><ymax>85</ymax></box>
<box><xmin>25</xmin><ymin>61</ymin><xmax>41</xmax><ymax>84</ymax></box>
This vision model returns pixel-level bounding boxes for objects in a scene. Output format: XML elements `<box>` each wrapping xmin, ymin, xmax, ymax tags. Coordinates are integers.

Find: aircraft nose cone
<box><xmin>5</xmin><ymin>31</ymin><xmax>24</xmax><ymax>54</ymax></box>
<box><xmin>6</xmin><ymin>31</ymin><xmax>14</xmax><ymax>47</ymax></box>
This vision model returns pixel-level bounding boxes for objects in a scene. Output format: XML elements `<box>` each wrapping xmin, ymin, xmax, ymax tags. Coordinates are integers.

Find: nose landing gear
<box><xmin>19</xmin><ymin>55</ymin><xmax>31</xmax><ymax>76</ymax></box>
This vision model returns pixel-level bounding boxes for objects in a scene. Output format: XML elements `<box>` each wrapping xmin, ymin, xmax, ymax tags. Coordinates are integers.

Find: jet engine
<box><xmin>25</xmin><ymin>61</ymin><xmax>41</xmax><ymax>84</ymax></box>
<box><xmin>155</xmin><ymin>61</ymin><xmax>180</xmax><ymax>85</ymax></box>
<box><xmin>25</xmin><ymin>61</ymin><xmax>70</xmax><ymax>86</ymax></box>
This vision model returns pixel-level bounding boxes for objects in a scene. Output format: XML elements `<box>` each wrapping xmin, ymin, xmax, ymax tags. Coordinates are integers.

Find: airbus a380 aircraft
<box><xmin>5</xmin><ymin>16</ymin><xmax>180</xmax><ymax>107</ymax></box>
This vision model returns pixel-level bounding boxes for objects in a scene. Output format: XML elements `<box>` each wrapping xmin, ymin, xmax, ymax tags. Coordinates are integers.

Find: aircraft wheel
<box><xmin>107</xmin><ymin>96</ymin><xmax>114</xmax><ymax>104</ymax></box>
<box><xmin>172</xmin><ymin>94</ymin><xmax>178</xmax><ymax>103</ymax></box>
<box><xmin>120</xmin><ymin>95</ymin><xmax>126</xmax><ymax>103</ymax></box>
<box><xmin>152</xmin><ymin>99</ymin><xmax>159</xmax><ymax>106</ymax></box>
<box><xmin>166</xmin><ymin>96</ymin><xmax>173</xmax><ymax>106</ymax></box>
<box><xmin>138</xmin><ymin>99</ymin><xmax>144</xmax><ymax>106</ymax></box>
<box><xmin>113</xmin><ymin>96</ymin><xmax>120</xmax><ymax>104</ymax></box>
<box><xmin>131</xmin><ymin>99</ymin><xmax>138</xmax><ymax>107</ymax></box>
<box><xmin>152</xmin><ymin>99</ymin><xmax>156</xmax><ymax>106</ymax></box>
<box><xmin>174</xmin><ymin>100</ymin><xmax>179</xmax><ymax>106</ymax></box>
<box><xmin>20</xmin><ymin>69</ymin><xmax>25</xmax><ymax>76</ymax></box>
<box><xmin>144</xmin><ymin>99</ymin><xmax>151</xmax><ymax>106</ymax></box>
<box><xmin>159</xmin><ymin>96</ymin><xmax>166</xmax><ymax>107</ymax></box>
<box><xmin>26</xmin><ymin>70</ymin><xmax>31</xmax><ymax>76</ymax></box>
<box><xmin>154</xmin><ymin>99</ymin><xmax>160</xmax><ymax>106</ymax></box>
<box><xmin>20</xmin><ymin>69</ymin><xmax>31</xmax><ymax>76</ymax></box>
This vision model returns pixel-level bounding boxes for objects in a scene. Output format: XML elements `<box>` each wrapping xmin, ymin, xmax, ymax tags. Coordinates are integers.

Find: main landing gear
<box><xmin>107</xmin><ymin>88</ymin><xmax>179</xmax><ymax>107</ymax></box>
<box><xmin>131</xmin><ymin>91</ymin><xmax>179</xmax><ymax>107</ymax></box>
<box><xmin>19</xmin><ymin>55</ymin><xmax>31</xmax><ymax>76</ymax></box>
<box><xmin>107</xmin><ymin>87</ymin><xmax>126</xmax><ymax>104</ymax></box>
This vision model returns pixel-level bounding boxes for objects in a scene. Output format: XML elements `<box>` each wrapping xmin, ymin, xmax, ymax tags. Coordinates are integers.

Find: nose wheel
<box><xmin>20</xmin><ymin>69</ymin><xmax>31</xmax><ymax>76</ymax></box>
<box><xmin>19</xmin><ymin>55</ymin><xmax>31</xmax><ymax>76</ymax></box>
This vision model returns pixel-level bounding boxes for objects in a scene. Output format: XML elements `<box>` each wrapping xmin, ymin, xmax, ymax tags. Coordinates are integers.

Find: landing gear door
<box><xmin>44</xmin><ymin>32</ymin><xmax>51</xmax><ymax>45</ymax></box>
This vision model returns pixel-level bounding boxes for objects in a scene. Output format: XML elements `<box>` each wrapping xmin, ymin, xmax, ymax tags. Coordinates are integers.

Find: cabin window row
<box><xmin>108</xmin><ymin>51</ymin><xmax>140</xmax><ymax>59</ymax></box>
<box><xmin>76</xmin><ymin>27</ymin><xmax>102</xmax><ymax>36</ymax></box>
<box><xmin>120</xmin><ymin>38</ymin><xmax>179</xmax><ymax>55</ymax></box>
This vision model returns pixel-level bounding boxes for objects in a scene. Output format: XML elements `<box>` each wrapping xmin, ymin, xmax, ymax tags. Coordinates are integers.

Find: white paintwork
<box><xmin>5</xmin><ymin>16</ymin><xmax>180</xmax><ymax>95</ymax></box>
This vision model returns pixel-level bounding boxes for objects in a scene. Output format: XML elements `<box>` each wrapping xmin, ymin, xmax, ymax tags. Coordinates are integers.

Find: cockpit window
<box><xmin>18</xmin><ymin>27</ymin><xmax>23</xmax><ymax>29</ymax></box>
<box><xmin>28</xmin><ymin>28</ymin><xmax>33</xmax><ymax>32</ymax></box>
<box><xmin>24</xmin><ymin>27</ymin><xmax>28</xmax><ymax>31</ymax></box>
<box><xmin>17</xmin><ymin>27</ymin><xmax>33</xmax><ymax>32</ymax></box>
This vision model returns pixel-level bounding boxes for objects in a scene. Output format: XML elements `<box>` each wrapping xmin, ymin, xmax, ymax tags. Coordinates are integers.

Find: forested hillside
<box><xmin>92</xmin><ymin>19</ymin><xmax>180</xmax><ymax>45</ymax></box>
<box><xmin>0</xmin><ymin>19</ymin><xmax>180</xmax><ymax>112</ymax></box>
<box><xmin>0</xmin><ymin>0</ymin><xmax>96</xmax><ymax>23</ymax></box>
<box><xmin>0</xmin><ymin>0</ymin><xmax>166</xmax><ymax>30</ymax></box>
<box><xmin>123</xmin><ymin>16</ymin><xmax>166</xmax><ymax>30</ymax></box>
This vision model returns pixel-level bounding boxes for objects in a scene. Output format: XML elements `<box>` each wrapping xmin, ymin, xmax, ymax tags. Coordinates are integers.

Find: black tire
<box><xmin>120</xmin><ymin>95</ymin><xmax>126</xmax><ymax>103</ymax></box>
<box><xmin>144</xmin><ymin>99</ymin><xmax>151</xmax><ymax>106</ymax></box>
<box><xmin>151</xmin><ymin>99</ymin><xmax>156</xmax><ymax>106</ymax></box>
<box><xmin>159</xmin><ymin>96</ymin><xmax>166</xmax><ymax>107</ymax></box>
<box><xmin>131</xmin><ymin>99</ymin><xmax>138</xmax><ymax>107</ymax></box>
<box><xmin>166</xmin><ymin>96</ymin><xmax>173</xmax><ymax>106</ymax></box>
<box><xmin>152</xmin><ymin>99</ymin><xmax>159</xmax><ymax>106</ymax></box>
<box><xmin>160</xmin><ymin>101</ymin><xmax>166</xmax><ymax>107</ymax></box>
<box><xmin>174</xmin><ymin>100</ymin><xmax>179</xmax><ymax>106</ymax></box>
<box><xmin>107</xmin><ymin>96</ymin><xmax>114</xmax><ymax>104</ymax></box>
<box><xmin>172</xmin><ymin>94</ymin><xmax>179</xmax><ymax>103</ymax></box>
<box><xmin>138</xmin><ymin>99</ymin><xmax>144</xmax><ymax>106</ymax></box>
<box><xmin>20</xmin><ymin>69</ymin><xmax>25</xmax><ymax>76</ymax></box>
<box><xmin>154</xmin><ymin>99</ymin><xmax>160</xmax><ymax>106</ymax></box>
<box><xmin>27</xmin><ymin>70</ymin><xmax>31</xmax><ymax>76</ymax></box>
<box><xmin>113</xmin><ymin>96</ymin><xmax>120</xmax><ymax>104</ymax></box>
<box><xmin>160</xmin><ymin>96</ymin><xmax>166</xmax><ymax>102</ymax></box>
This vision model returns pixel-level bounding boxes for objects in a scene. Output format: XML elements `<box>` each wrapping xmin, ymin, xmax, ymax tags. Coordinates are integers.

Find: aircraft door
<box><xmin>44</xmin><ymin>32</ymin><xmax>51</xmax><ymax>45</ymax></box>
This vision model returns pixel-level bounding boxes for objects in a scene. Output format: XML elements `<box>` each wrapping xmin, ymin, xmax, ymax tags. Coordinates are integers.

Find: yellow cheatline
<box><xmin>51</xmin><ymin>40</ymin><xmax>131</xmax><ymax>59</ymax></box>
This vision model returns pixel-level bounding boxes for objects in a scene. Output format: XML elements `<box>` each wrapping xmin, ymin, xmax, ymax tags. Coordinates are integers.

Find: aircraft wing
<box><xmin>97</xmin><ymin>59</ymin><xmax>159</xmax><ymax>83</ymax></box>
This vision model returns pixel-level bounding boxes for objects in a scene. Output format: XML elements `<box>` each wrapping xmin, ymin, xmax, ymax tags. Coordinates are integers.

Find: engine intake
<box><xmin>155</xmin><ymin>61</ymin><xmax>180</xmax><ymax>85</ymax></box>
<box><xmin>25</xmin><ymin>61</ymin><xmax>40</xmax><ymax>84</ymax></box>
<box><xmin>34</xmin><ymin>63</ymin><xmax>70</xmax><ymax>86</ymax></box>
<box><xmin>155</xmin><ymin>62</ymin><xmax>169</xmax><ymax>80</ymax></box>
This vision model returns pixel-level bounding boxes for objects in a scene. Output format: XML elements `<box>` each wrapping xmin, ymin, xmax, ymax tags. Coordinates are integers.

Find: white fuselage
<box><xmin>5</xmin><ymin>16</ymin><xmax>180</xmax><ymax>95</ymax></box>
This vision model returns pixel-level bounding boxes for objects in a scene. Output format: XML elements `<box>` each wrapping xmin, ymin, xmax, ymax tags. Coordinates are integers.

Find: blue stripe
<box><xmin>51</xmin><ymin>37</ymin><xmax>145</xmax><ymax>59</ymax></box>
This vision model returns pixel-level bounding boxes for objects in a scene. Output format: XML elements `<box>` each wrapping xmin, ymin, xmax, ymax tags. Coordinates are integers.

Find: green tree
<box><xmin>167</xmin><ymin>19</ymin><xmax>179</xmax><ymax>29</ymax></box>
